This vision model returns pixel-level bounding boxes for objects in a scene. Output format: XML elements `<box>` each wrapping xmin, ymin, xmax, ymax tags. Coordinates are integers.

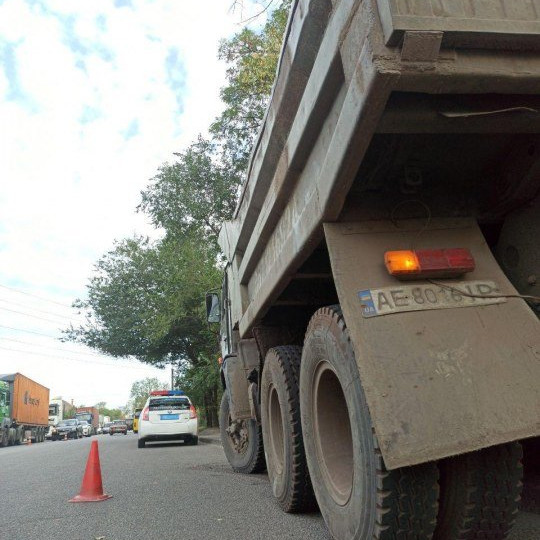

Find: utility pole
<box><xmin>171</xmin><ymin>366</ymin><xmax>174</xmax><ymax>390</ymax></box>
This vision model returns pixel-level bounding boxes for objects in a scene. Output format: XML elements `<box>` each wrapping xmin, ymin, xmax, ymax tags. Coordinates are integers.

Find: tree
<box><xmin>139</xmin><ymin>137</ymin><xmax>240</xmax><ymax>244</ymax></box>
<box><xmin>63</xmin><ymin>1</ymin><xmax>293</xmax><ymax>428</ymax></box>
<box><xmin>129</xmin><ymin>377</ymin><xmax>169</xmax><ymax>410</ymax></box>
<box><xmin>211</xmin><ymin>0</ymin><xmax>292</xmax><ymax>173</ymax></box>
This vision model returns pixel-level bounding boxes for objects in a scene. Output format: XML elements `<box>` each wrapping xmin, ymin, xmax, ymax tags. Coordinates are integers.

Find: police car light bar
<box><xmin>150</xmin><ymin>390</ymin><xmax>185</xmax><ymax>396</ymax></box>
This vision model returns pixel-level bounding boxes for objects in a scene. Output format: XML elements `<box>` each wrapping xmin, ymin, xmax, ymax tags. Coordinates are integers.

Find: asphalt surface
<box><xmin>2</xmin><ymin>434</ymin><xmax>539</xmax><ymax>540</ymax></box>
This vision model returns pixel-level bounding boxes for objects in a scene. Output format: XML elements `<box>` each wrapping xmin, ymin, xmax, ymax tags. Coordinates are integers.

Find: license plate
<box><xmin>160</xmin><ymin>414</ymin><xmax>179</xmax><ymax>420</ymax></box>
<box><xmin>358</xmin><ymin>280</ymin><xmax>506</xmax><ymax>318</ymax></box>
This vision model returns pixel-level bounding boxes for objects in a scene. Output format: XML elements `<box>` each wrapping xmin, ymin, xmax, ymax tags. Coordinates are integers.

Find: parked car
<box><xmin>96</xmin><ymin>426</ymin><xmax>103</xmax><ymax>435</ymax></box>
<box><xmin>109</xmin><ymin>420</ymin><xmax>128</xmax><ymax>436</ymax></box>
<box><xmin>79</xmin><ymin>420</ymin><xmax>92</xmax><ymax>437</ymax></box>
<box><xmin>138</xmin><ymin>390</ymin><xmax>198</xmax><ymax>448</ymax></box>
<box><xmin>102</xmin><ymin>422</ymin><xmax>112</xmax><ymax>434</ymax></box>
<box><xmin>55</xmin><ymin>419</ymin><xmax>83</xmax><ymax>440</ymax></box>
<box><xmin>133</xmin><ymin>408</ymin><xmax>142</xmax><ymax>433</ymax></box>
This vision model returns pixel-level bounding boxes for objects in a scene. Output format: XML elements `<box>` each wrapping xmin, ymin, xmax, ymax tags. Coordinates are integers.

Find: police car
<box><xmin>137</xmin><ymin>390</ymin><xmax>198</xmax><ymax>448</ymax></box>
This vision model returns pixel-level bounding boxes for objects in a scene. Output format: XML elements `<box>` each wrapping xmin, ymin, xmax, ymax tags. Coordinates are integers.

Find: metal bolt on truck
<box><xmin>0</xmin><ymin>373</ymin><xmax>49</xmax><ymax>446</ymax></box>
<box><xmin>206</xmin><ymin>1</ymin><xmax>540</xmax><ymax>538</ymax></box>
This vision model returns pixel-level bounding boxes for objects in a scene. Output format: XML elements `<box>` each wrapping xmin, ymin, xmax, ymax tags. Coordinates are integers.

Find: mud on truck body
<box><xmin>206</xmin><ymin>1</ymin><xmax>540</xmax><ymax>538</ymax></box>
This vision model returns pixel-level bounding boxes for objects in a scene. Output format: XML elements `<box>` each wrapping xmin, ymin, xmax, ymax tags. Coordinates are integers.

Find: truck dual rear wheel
<box><xmin>261</xmin><ymin>346</ymin><xmax>316</xmax><ymax>513</ymax></box>
<box><xmin>219</xmin><ymin>390</ymin><xmax>266</xmax><ymax>474</ymax></box>
<box><xmin>434</xmin><ymin>442</ymin><xmax>523</xmax><ymax>540</ymax></box>
<box><xmin>300</xmin><ymin>306</ymin><xmax>440</xmax><ymax>540</ymax></box>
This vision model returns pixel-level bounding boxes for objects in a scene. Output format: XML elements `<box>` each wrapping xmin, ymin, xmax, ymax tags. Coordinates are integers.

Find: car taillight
<box><xmin>385</xmin><ymin>248</ymin><xmax>475</xmax><ymax>280</ymax></box>
<box><xmin>142</xmin><ymin>407</ymin><xmax>149</xmax><ymax>421</ymax></box>
<box><xmin>189</xmin><ymin>405</ymin><xmax>197</xmax><ymax>419</ymax></box>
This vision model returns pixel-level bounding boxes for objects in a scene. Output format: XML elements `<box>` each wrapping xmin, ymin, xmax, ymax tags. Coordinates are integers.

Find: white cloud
<box><xmin>0</xmin><ymin>0</ymin><xmax>264</xmax><ymax>406</ymax></box>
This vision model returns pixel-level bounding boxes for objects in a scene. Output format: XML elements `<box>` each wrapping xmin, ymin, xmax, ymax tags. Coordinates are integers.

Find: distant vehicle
<box><xmin>102</xmin><ymin>422</ymin><xmax>112</xmax><ymax>435</ymax></box>
<box><xmin>109</xmin><ymin>420</ymin><xmax>127</xmax><ymax>436</ymax></box>
<box><xmin>125</xmin><ymin>418</ymin><xmax>134</xmax><ymax>431</ymax></box>
<box><xmin>46</xmin><ymin>398</ymin><xmax>75</xmax><ymax>440</ymax></box>
<box><xmin>55</xmin><ymin>419</ymin><xmax>83</xmax><ymax>440</ymax></box>
<box><xmin>96</xmin><ymin>426</ymin><xmax>103</xmax><ymax>435</ymax></box>
<box><xmin>138</xmin><ymin>390</ymin><xmax>198</xmax><ymax>448</ymax></box>
<box><xmin>75</xmin><ymin>407</ymin><xmax>99</xmax><ymax>435</ymax></box>
<box><xmin>133</xmin><ymin>408</ymin><xmax>142</xmax><ymax>433</ymax></box>
<box><xmin>79</xmin><ymin>420</ymin><xmax>93</xmax><ymax>437</ymax></box>
<box><xmin>0</xmin><ymin>373</ymin><xmax>49</xmax><ymax>446</ymax></box>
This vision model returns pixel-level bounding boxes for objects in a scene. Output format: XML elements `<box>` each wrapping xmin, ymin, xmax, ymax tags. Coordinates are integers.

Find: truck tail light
<box><xmin>189</xmin><ymin>405</ymin><xmax>197</xmax><ymax>419</ymax></box>
<box><xmin>142</xmin><ymin>407</ymin><xmax>149</xmax><ymax>421</ymax></box>
<box><xmin>385</xmin><ymin>248</ymin><xmax>475</xmax><ymax>279</ymax></box>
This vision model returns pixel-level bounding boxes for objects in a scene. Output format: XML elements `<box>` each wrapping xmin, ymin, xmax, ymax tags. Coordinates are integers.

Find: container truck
<box><xmin>0</xmin><ymin>373</ymin><xmax>49</xmax><ymax>446</ymax></box>
<box><xmin>207</xmin><ymin>1</ymin><xmax>540</xmax><ymax>538</ymax></box>
<box><xmin>75</xmin><ymin>406</ymin><xmax>99</xmax><ymax>435</ymax></box>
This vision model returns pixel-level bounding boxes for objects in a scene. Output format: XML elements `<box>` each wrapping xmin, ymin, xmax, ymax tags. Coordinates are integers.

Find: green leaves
<box><xmin>64</xmin><ymin>2</ymin><xmax>292</xmax><ymax>426</ymax></box>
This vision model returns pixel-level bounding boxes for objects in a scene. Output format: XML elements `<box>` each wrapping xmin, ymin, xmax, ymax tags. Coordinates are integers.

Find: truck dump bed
<box><xmin>219</xmin><ymin>0</ymin><xmax>540</xmax><ymax>337</ymax></box>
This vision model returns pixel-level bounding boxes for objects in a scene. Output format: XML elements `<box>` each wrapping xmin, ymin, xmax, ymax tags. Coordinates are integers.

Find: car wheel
<box><xmin>219</xmin><ymin>390</ymin><xmax>266</xmax><ymax>474</ymax></box>
<box><xmin>138</xmin><ymin>439</ymin><xmax>145</xmax><ymax>448</ymax></box>
<box><xmin>261</xmin><ymin>345</ymin><xmax>316</xmax><ymax>513</ymax></box>
<box><xmin>301</xmin><ymin>306</ymin><xmax>440</xmax><ymax>540</ymax></box>
<box><xmin>187</xmin><ymin>436</ymin><xmax>198</xmax><ymax>446</ymax></box>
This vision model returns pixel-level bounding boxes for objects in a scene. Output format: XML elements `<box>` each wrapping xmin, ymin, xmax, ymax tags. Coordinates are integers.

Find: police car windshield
<box><xmin>149</xmin><ymin>397</ymin><xmax>190</xmax><ymax>411</ymax></box>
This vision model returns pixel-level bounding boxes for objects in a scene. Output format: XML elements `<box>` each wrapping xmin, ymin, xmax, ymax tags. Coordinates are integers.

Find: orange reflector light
<box><xmin>385</xmin><ymin>248</ymin><xmax>475</xmax><ymax>280</ymax></box>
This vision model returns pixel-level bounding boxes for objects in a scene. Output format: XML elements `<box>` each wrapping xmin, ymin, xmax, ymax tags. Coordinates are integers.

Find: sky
<box><xmin>0</xmin><ymin>0</ymin><xmax>263</xmax><ymax>409</ymax></box>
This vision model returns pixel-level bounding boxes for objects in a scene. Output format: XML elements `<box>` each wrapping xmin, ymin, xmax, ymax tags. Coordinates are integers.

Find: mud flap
<box><xmin>324</xmin><ymin>218</ymin><xmax>540</xmax><ymax>469</ymax></box>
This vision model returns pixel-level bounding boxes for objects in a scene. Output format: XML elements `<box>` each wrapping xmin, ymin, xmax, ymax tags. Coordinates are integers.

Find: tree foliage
<box><xmin>211</xmin><ymin>0</ymin><xmax>291</xmax><ymax>173</ymax></box>
<box><xmin>64</xmin><ymin>2</ymin><xmax>291</xmax><ymax>427</ymax></box>
<box><xmin>129</xmin><ymin>377</ymin><xmax>169</xmax><ymax>410</ymax></box>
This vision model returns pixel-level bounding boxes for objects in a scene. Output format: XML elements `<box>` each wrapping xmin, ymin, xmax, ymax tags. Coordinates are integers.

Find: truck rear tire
<box><xmin>219</xmin><ymin>390</ymin><xmax>265</xmax><ymax>474</ymax></box>
<box><xmin>433</xmin><ymin>442</ymin><xmax>523</xmax><ymax>540</ymax></box>
<box><xmin>300</xmin><ymin>306</ymin><xmax>439</xmax><ymax>540</ymax></box>
<box><xmin>261</xmin><ymin>346</ymin><xmax>316</xmax><ymax>513</ymax></box>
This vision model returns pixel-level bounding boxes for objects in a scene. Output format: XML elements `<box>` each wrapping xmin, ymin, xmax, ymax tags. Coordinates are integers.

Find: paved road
<box><xmin>2</xmin><ymin>434</ymin><xmax>539</xmax><ymax>540</ymax></box>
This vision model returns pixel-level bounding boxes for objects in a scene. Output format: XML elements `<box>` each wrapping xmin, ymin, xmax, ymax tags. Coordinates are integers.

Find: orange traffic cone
<box><xmin>69</xmin><ymin>440</ymin><xmax>112</xmax><ymax>503</ymax></box>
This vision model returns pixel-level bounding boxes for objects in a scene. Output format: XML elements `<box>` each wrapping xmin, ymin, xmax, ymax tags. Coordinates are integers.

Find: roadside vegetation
<box><xmin>64</xmin><ymin>1</ymin><xmax>291</xmax><ymax>427</ymax></box>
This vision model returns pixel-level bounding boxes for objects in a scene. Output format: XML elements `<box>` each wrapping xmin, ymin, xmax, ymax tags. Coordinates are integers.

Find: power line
<box><xmin>0</xmin><ymin>324</ymin><xmax>60</xmax><ymax>339</ymax></box>
<box><xmin>0</xmin><ymin>337</ymin><xmax>116</xmax><ymax>360</ymax></box>
<box><xmin>0</xmin><ymin>306</ymin><xmax>69</xmax><ymax>324</ymax></box>
<box><xmin>0</xmin><ymin>283</ymin><xmax>74</xmax><ymax>308</ymax></box>
<box><xmin>0</xmin><ymin>298</ymin><xmax>83</xmax><ymax>322</ymax></box>
<box><xmin>0</xmin><ymin>345</ymin><xmax>157</xmax><ymax>371</ymax></box>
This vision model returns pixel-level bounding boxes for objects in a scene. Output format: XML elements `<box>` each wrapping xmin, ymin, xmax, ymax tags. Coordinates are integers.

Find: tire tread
<box><xmin>307</xmin><ymin>305</ymin><xmax>439</xmax><ymax>539</ymax></box>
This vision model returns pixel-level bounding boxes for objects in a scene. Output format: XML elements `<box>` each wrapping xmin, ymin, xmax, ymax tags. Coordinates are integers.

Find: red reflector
<box><xmin>189</xmin><ymin>405</ymin><xmax>197</xmax><ymax>420</ymax></box>
<box><xmin>142</xmin><ymin>407</ymin><xmax>149</xmax><ymax>421</ymax></box>
<box><xmin>385</xmin><ymin>248</ymin><xmax>475</xmax><ymax>280</ymax></box>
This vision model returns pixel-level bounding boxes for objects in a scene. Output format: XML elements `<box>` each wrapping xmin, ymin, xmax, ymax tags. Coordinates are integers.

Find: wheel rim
<box><xmin>268</xmin><ymin>384</ymin><xmax>285</xmax><ymax>475</ymax></box>
<box><xmin>226</xmin><ymin>413</ymin><xmax>249</xmax><ymax>455</ymax></box>
<box><xmin>312</xmin><ymin>361</ymin><xmax>354</xmax><ymax>506</ymax></box>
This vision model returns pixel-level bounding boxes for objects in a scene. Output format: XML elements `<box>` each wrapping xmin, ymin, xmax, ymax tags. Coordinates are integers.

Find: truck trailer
<box><xmin>75</xmin><ymin>406</ymin><xmax>99</xmax><ymax>435</ymax></box>
<box><xmin>208</xmin><ymin>1</ymin><xmax>540</xmax><ymax>539</ymax></box>
<box><xmin>0</xmin><ymin>373</ymin><xmax>49</xmax><ymax>446</ymax></box>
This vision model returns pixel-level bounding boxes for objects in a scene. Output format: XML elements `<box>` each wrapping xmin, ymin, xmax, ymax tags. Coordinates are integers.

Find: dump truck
<box><xmin>206</xmin><ymin>1</ymin><xmax>540</xmax><ymax>538</ymax></box>
<box><xmin>0</xmin><ymin>373</ymin><xmax>49</xmax><ymax>446</ymax></box>
<box><xmin>75</xmin><ymin>406</ymin><xmax>99</xmax><ymax>435</ymax></box>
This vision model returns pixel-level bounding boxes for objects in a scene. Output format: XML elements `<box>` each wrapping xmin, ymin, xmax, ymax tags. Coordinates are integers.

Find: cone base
<box><xmin>69</xmin><ymin>493</ymin><xmax>112</xmax><ymax>503</ymax></box>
